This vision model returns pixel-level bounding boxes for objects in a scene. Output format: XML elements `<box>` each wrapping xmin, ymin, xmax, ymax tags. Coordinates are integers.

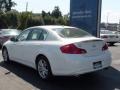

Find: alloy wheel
<box><xmin>3</xmin><ymin>49</ymin><xmax>8</xmax><ymax>62</ymax></box>
<box><xmin>37</xmin><ymin>59</ymin><xmax>49</xmax><ymax>79</ymax></box>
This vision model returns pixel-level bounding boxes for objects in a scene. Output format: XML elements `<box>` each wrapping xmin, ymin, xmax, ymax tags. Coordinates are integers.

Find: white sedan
<box><xmin>100</xmin><ymin>30</ymin><xmax>119</xmax><ymax>45</ymax></box>
<box><xmin>2</xmin><ymin>26</ymin><xmax>112</xmax><ymax>80</ymax></box>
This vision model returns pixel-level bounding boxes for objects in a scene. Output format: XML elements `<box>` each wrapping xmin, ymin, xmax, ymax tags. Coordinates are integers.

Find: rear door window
<box><xmin>28</xmin><ymin>28</ymin><xmax>48</xmax><ymax>41</ymax></box>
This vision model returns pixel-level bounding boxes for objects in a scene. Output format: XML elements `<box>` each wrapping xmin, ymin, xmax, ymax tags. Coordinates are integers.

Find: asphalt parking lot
<box><xmin>0</xmin><ymin>44</ymin><xmax>120</xmax><ymax>90</ymax></box>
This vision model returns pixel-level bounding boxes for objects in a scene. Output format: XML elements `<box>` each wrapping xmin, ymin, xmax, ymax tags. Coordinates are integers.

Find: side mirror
<box><xmin>10</xmin><ymin>37</ymin><xmax>18</xmax><ymax>42</ymax></box>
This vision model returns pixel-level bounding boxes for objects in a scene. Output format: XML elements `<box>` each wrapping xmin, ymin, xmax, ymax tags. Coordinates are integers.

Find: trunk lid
<box><xmin>75</xmin><ymin>40</ymin><xmax>105</xmax><ymax>57</ymax></box>
<box><xmin>63</xmin><ymin>37</ymin><xmax>105</xmax><ymax>56</ymax></box>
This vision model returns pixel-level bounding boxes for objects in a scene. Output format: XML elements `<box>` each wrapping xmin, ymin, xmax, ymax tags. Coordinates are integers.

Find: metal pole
<box><xmin>26</xmin><ymin>2</ymin><xmax>28</xmax><ymax>12</ymax></box>
<box><xmin>107</xmin><ymin>12</ymin><xmax>109</xmax><ymax>24</ymax></box>
<box><xmin>97</xmin><ymin>0</ymin><xmax>102</xmax><ymax>37</ymax></box>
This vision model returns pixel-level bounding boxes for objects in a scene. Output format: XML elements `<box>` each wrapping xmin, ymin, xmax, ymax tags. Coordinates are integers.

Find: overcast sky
<box><xmin>12</xmin><ymin>0</ymin><xmax>120</xmax><ymax>23</ymax></box>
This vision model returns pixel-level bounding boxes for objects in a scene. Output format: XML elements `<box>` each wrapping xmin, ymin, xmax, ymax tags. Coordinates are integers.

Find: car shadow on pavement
<box><xmin>108</xmin><ymin>43</ymin><xmax>120</xmax><ymax>47</ymax></box>
<box><xmin>0</xmin><ymin>61</ymin><xmax>120</xmax><ymax>90</ymax></box>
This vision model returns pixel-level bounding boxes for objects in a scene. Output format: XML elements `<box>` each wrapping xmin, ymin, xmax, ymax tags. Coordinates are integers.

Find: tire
<box><xmin>109</xmin><ymin>42</ymin><xmax>115</xmax><ymax>46</ymax></box>
<box><xmin>2</xmin><ymin>48</ymin><xmax>10</xmax><ymax>63</ymax></box>
<box><xmin>0</xmin><ymin>44</ymin><xmax>2</xmax><ymax>49</ymax></box>
<box><xmin>36</xmin><ymin>56</ymin><xmax>52</xmax><ymax>80</ymax></box>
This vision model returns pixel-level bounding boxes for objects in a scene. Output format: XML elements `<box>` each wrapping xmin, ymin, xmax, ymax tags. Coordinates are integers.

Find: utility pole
<box><xmin>117</xmin><ymin>19</ymin><xmax>120</xmax><ymax>32</ymax></box>
<box><xmin>106</xmin><ymin>12</ymin><xmax>109</xmax><ymax>30</ymax></box>
<box><xmin>107</xmin><ymin>12</ymin><xmax>109</xmax><ymax>24</ymax></box>
<box><xmin>26</xmin><ymin>2</ymin><xmax>28</xmax><ymax>12</ymax></box>
<box><xmin>118</xmin><ymin>19</ymin><xmax>120</xmax><ymax>32</ymax></box>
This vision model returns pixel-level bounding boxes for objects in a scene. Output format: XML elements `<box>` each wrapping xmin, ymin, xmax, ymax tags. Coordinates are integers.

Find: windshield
<box><xmin>53</xmin><ymin>28</ymin><xmax>92</xmax><ymax>38</ymax></box>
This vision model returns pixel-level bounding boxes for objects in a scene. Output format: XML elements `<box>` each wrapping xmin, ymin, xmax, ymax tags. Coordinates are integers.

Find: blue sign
<box><xmin>70</xmin><ymin>0</ymin><xmax>102</xmax><ymax>37</ymax></box>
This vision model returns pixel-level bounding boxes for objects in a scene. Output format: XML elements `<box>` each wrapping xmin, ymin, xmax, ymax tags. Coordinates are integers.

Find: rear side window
<box><xmin>53</xmin><ymin>28</ymin><xmax>91</xmax><ymax>38</ymax></box>
<box><xmin>28</xmin><ymin>28</ymin><xmax>48</xmax><ymax>41</ymax></box>
<box><xmin>30</xmin><ymin>30</ymin><xmax>41</xmax><ymax>40</ymax></box>
<box><xmin>28</xmin><ymin>29</ymin><xmax>42</xmax><ymax>40</ymax></box>
<box><xmin>39</xmin><ymin>30</ymin><xmax>48</xmax><ymax>40</ymax></box>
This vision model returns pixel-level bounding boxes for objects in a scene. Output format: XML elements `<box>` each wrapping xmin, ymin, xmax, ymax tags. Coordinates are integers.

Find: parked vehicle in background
<box><xmin>100</xmin><ymin>30</ymin><xmax>119</xmax><ymax>45</ymax></box>
<box><xmin>0</xmin><ymin>29</ymin><xmax>21</xmax><ymax>47</ymax></box>
<box><xmin>116</xmin><ymin>31</ymin><xmax>120</xmax><ymax>42</ymax></box>
<box><xmin>2</xmin><ymin>26</ymin><xmax>111</xmax><ymax>80</ymax></box>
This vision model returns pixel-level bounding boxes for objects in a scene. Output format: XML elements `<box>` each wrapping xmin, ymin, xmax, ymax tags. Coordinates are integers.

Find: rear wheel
<box><xmin>36</xmin><ymin>56</ymin><xmax>52</xmax><ymax>80</ymax></box>
<box><xmin>0</xmin><ymin>44</ymin><xmax>2</xmax><ymax>49</ymax></box>
<box><xmin>2</xmin><ymin>48</ymin><xmax>10</xmax><ymax>63</ymax></box>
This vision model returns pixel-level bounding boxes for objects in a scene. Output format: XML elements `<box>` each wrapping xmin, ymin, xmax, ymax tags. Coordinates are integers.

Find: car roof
<box><xmin>28</xmin><ymin>25</ymin><xmax>76</xmax><ymax>30</ymax></box>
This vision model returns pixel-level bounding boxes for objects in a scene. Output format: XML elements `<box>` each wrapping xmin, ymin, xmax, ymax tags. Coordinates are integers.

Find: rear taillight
<box><xmin>102</xmin><ymin>36</ymin><xmax>108</xmax><ymax>38</ymax></box>
<box><xmin>102</xmin><ymin>43</ymin><xmax>108</xmax><ymax>51</ymax></box>
<box><xmin>60</xmin><ymin>44</ymin><xmax>87</xmax><ymax>54</ymax></box>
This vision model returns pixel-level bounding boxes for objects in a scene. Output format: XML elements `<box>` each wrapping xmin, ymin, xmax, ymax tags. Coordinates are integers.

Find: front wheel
<box><xmin>2</xmin><ymin>48</ymin><xmax>10</xmax><ymax>63</ymax></box>
<box><xmin>109</xmin><ymin>42</ymin><xmax>115</xmax><ymax>46</ymax></box>
<box><xmin>36</xmin><ymin>56</ymin><xmax>52</xmax><ymax>80</ymax></box>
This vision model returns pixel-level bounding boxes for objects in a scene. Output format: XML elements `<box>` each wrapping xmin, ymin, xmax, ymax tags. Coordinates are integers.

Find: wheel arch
<box><xmin>35</xmin><ymin>54</ymin><xmax>48</xmax><ymax>65</ymax></box>
<box><xmin>35</xmin><ymin>54</ymin><xmax>52</xmax><ymax>71</ymax></box>
<box><xmin>2</xmin><ymin>46</ymin><xmax>8</xmax><ymax>54</ymax></box>
<box><xmin>2</xmin><ymin>46</ymin><xmax>7</xmax><ymax>50</ymax></box>
<box><xmin>35</xmin><ymin>54</ymin><xmax>53</xmax><ymax>74</ymax></box>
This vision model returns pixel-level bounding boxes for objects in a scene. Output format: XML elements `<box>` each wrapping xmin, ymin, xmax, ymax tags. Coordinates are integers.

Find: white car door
<box><xmin>18</xmin><ymin>28</ymin><xmax>48</xmax><ymax>68</ymax></box>
<box><xmin>9</xmin><ymin>29</ymin><xmax>31</xmax><ymax>64</ymax></box>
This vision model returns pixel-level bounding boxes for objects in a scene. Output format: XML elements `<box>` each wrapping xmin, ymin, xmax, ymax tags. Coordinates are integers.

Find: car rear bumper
<box><xmin>102</xmin><ymin>38</ymin><xmax>119</xmax><ymax>43</ymax></box>
<box><xmin>52</xmin><ymin>51</ymin><xmax>112</xmax><ymax>76</ymax></box>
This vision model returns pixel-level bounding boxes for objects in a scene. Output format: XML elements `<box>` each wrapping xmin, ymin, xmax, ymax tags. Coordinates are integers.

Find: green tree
<box><xmin>0</xmin><ymin>5</ymin><xmax>69</xmax><ymax>29</ymax></box>
<box><xmin>57</xmin><ymin>17</ymin><xmax>66</xmax><ymax>25</ymax></box>
<box><xmin>0</xmin><ymin>12</ymin><xmax>8</xmax><ymax>29</ymax></box>
<box><xmin>0</xmin><ymin>0</ymin><xmax>16</xmax><ymax>12</ymax></box>
<box><xmin>17</xmin><ymin>12</ymin><xmax>32</xmax><ymax>30</ymax></box>
<box><xmin>43</xmin><ymin>15</ymin><xmax>52</xmax><ymax>25</ymax></box>
<box><xmin>41</xmin><ymin>11</ymin><xmax>46</xmax><ymax>17</ymax></box>
<box><xmin>51</xmin><ymin>6</ymin><xmax>62</xmax><ymax>18</ymax></box>
<box><xmin>27</xmin><ymin>15</ymin><xmax>44</xmax><ymax>27</ymax></box>
<box><xmin>0</xmin><ymin>0</ymin><xmax>4</xmax><ymax>11</ymax></box>
<box><xmin>5</xmin><ymin>11</ymin><xmax>19</xmax><ymax>28</ymax></box>
<box><xmin>63</xmin><ymin>13</ymin><xmax>70</xmax><ymax>25</ymax></box>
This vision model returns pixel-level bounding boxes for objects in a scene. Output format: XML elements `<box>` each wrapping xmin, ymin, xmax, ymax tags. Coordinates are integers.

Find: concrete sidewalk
<box><xmin>0</xmin><ymin>67</ymin><xmax>37</xmax><ymax>90</ymax></box>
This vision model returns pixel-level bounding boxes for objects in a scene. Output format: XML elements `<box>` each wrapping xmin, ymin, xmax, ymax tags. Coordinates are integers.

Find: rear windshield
<box><xmin>53</xmin><ymin>28</ymin><xmax>92</xmax><ymax>38</ymax></box>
